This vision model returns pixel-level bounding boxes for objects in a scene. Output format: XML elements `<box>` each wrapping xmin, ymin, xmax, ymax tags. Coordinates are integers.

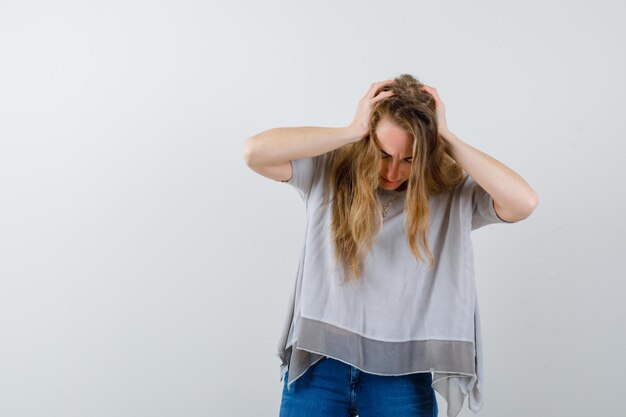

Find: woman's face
<box><xmin>374</xmin><ymin>116</ymin><xmax>414</xmax><ymax>190</ymax></box>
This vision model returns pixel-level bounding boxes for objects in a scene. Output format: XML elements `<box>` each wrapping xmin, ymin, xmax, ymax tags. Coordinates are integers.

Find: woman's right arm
<box><xmin>242</xmin><ymin>126</ymin><xmax>363</xmax><ymax>182</ymax></box>
<box><xmin>242</xmin><ymin>79</ymin><xmax>398</xmax><ymax>182</ymax></box>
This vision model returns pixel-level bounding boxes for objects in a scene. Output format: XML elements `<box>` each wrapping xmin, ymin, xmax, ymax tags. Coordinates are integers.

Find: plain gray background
<box><xmin>1</xmin><ymin>0</ymin><xmax>624</xmax><ymax>416</ymax></box>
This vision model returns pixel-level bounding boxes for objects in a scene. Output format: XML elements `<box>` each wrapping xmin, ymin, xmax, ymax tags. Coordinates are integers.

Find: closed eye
<box><xmin>381</xmin><ymin>154</ymin><xmax>413</xmax><ymax>162</ymax></box>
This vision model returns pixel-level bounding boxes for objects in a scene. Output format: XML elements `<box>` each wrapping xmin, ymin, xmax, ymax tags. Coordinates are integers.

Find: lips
<box><xmin>382</xmin><ymin>178</ymin><xmax>398</xmax><ymax>185</ymax></box>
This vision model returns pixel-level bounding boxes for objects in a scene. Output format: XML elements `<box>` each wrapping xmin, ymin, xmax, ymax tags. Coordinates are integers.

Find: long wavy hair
<box><xmin>326</xmin><ymin>73</ymin><xmax>465</xmax><ymax>282</ymax></box>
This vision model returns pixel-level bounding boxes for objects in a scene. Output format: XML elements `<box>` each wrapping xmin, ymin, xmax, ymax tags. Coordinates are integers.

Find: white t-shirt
<box><xmin>276</xmin><ymin>150</ymin><xmax>513</xmax><ymax>417</ymax></box>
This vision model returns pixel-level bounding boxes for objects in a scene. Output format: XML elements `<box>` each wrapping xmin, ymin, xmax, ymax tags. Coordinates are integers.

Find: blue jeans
<box><xmin>279</xmin><ymin>356</ymin><xmax>438</xmax><ymax>417</ymax></box>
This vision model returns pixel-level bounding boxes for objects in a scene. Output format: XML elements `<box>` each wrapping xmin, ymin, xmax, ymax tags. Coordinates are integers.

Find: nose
<box><xmin>384</xmin><ymin>160</ymin><xmax>401</xmax><ymax>181</ymax></box>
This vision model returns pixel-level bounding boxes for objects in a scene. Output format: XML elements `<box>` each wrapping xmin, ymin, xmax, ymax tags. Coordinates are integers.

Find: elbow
<box><xmin>528</xmin><ymin>191</ymin><xmax>539</xmax><ymax>212</ymax></box>
<box><xmin>497</xmin><ymin>191</ymin><xmax>539</xmax><ymax>223</ymax></box>
<box><xmin>242</xmin><ymin>137</ymin><xmax>257</xmax><ymax>167</ymax></box>
<box><xmin>530</xmin><ymin>191</ymin><xmax>539</xmax><ymax>210</ymax></box>
<box><xmin>521</xmin><ymin>191</ymin><xmax>539</xmax><ymax>220</ymax></box>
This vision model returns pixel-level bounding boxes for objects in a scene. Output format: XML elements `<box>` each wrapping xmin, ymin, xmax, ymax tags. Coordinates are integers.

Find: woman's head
<box><xmin>368</xmin><ymin>74</ymin><xmax>446</xmax><ymax>192</ymax></box>
<box><xmin>327</xmin><ymin>74</ymin><xmax>464</xmax><ymax>281</ymax></box>
<box><xmin>373</xmin><ymin>115</ymin><xmax>414</xmax><ymax>191</ymax></box>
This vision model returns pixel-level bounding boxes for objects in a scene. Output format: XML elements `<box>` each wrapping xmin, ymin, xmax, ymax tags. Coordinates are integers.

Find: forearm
<box><xmin>243</xmin><ymin>126</ymin><xmax>362</xmax><ymax>168</ymax></box>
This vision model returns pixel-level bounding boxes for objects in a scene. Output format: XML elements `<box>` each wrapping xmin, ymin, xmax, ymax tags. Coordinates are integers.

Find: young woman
<box><xmin>243</xmin><ymin>74</ymin><xmax>538</xmax><ymax>417</ymax></box>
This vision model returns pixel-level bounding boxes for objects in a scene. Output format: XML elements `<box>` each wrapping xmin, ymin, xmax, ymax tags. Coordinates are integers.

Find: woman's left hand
<box><xmin>420</xmin><ymin>85</ymin><xmax>451</xmax><ymax>137</ymax></box>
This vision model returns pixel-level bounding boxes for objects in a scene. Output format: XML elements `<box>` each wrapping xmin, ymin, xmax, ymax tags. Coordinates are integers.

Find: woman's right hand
<box><xmin>347</xmin><ymin>79</ymin><xmax>396</xmax><ymax>139</ymax></box>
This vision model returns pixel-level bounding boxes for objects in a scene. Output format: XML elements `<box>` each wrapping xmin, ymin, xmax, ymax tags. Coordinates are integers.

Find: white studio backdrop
<box><xmin>0</xmin><ymin>0</ymin><xmax>624</xmax><ymax>416</ymax></box>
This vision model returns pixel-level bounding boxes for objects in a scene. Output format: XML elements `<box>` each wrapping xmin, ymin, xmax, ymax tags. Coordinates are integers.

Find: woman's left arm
<box><xmin>420</xmin><ymin>84</ymin><xmax>539</xmax><ymax>222</ymax></box>
<box><xmin>442</xmin><ymin>130</ymin><xmax>539</xmax><ymax>222</ymax></box>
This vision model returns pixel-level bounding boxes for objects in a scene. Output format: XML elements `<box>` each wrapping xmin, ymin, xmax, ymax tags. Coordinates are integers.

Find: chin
<box><xmin>380</xmin><ymin>179</ymin><xmax>405</xmax><ymax>190</ymax></box>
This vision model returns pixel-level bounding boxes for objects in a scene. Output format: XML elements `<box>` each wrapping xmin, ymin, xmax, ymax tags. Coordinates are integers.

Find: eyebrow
<box><xmin>380</xmin><ymin>149</ymin><xmax>413</xmax><ymax>159</ymax></box>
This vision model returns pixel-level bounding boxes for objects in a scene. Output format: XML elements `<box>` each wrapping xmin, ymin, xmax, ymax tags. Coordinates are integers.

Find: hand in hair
<box><xmin>420</xmin><ymin>85</ymin><xmax>450</xmax><ymax>136</ymax></box>
<box><xmin>348</xmin><ymin>80</ymin><xmax>397</xmax><ymax>138</ymax></box>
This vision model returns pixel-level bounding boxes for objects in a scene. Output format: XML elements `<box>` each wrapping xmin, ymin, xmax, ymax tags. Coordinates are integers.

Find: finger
<box><xmin>363</xmin><ymin>81</ymin><xmax>385</xmax><ymax>99</ymax></box>
<box><xmin>376</xmin><ymin>89</ymin><xmax>395</xmax><ymax>98</ymax></box>
<box><xmin>368</xmin><ymin>80</ymin><xmax>395</xmax><ymax>100</ymax></box>
<box><xmin>372</xmin><ymin>90</ymin><xmax>395</xmax><ymax>104</ymax></box>
<box><xmin>421</xmin><ymin>85</ymin><xmax>440</xmax><ymax>99</ymax></box>
<box><xmin>365</xmin><ymin>79</ymin><xmax>396</xmax><ymax>99</ymax></box>
<box><xmin>362</xmin><ymin>82</ymin><xmax>377</xmax><ymax>99</ymax></box>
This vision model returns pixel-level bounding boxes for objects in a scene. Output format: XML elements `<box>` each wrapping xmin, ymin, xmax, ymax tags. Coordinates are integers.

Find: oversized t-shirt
<box><xmin>275</xmin><ymin>150</ymin><xmax>514</xmax><ymax>417</ymax></box>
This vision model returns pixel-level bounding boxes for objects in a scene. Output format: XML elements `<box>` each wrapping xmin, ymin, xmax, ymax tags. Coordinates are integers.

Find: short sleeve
<box><xmin>277</xmin><ymin>152</ymin><xmax>330</xmax><ymax>201</ymax></box>
<box><xmin>465</xmin><ymin>175</ymin><xmax>516</xmax><ymax>230</ymax></box>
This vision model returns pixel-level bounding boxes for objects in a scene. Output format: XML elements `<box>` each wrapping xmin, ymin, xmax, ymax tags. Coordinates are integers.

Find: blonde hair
<box><xmin>326</xmin><ymin>73</ymin><xmax>465</xmax><ymax>281</ymax></box>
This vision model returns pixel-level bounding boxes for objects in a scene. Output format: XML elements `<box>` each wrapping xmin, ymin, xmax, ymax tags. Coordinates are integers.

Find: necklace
<box><xmin>381</xmin><ymin>194</ymin><xmax>400</xmax><ymax>218</ymax></box>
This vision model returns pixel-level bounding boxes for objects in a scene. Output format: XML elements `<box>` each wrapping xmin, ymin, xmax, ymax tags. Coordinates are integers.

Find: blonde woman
<box><xmin>243</xmin><ymin>74</ymin><xmax>538</xmax><ymax>417</ymax></box>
